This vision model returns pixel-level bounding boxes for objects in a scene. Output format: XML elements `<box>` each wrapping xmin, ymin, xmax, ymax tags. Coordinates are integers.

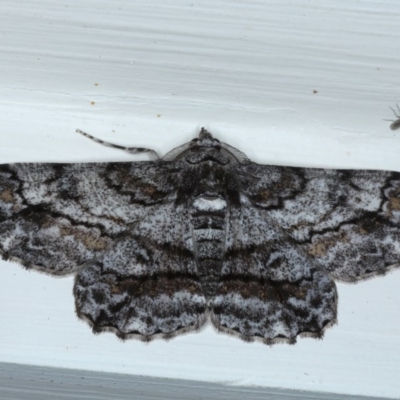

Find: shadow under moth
<box><xmin>0</xmin><ymin>128</ymin><xmax>399</xmax><ymax>345</ymax></box>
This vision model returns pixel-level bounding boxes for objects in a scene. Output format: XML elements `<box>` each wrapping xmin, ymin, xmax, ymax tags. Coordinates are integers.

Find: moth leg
<box><xmin>383</xmin><ymin>104</ymin><xmax>399</xmax><ymax>122</ymax></box>
<box><xmin>391</xmin><ymin>103</ymin><xmax>400</xmax><ymax>117</ymax></box>
<box><xmin>76</xmin><ymin>129</ymin><xmax>159</xmax><ymax>159</ymax></box>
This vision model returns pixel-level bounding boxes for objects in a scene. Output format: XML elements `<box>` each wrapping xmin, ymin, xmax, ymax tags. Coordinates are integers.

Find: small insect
<box><xmin>384</xmin><ymin>104</ymin><xmax>400</xmax><ymax>130</ymax></box>
<box><xmin>0</xmin><ymin>128</ymin><xmax>399</xmax><ymax>345</ymax></box>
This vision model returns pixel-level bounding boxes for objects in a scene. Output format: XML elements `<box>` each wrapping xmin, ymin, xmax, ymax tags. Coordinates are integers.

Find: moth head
<box><xmin>199</xmin><ymin>127</ymin><xmax>213</xmax><ymax>140</ymax></box>
<box><xmin>189</xmin><ymin>128</ymin><xmax>221</xmax><ymax>149</ymax></box>
<box><xmin>161</xmin><ymin>128</ymin><xmax>250</xmax><ymax>164</ymax></box>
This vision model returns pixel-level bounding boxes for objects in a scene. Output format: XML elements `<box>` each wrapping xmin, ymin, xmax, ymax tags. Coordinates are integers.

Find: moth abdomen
<box><xmin>191</xmin><ymin>194</ymin><xmax>228</xmax><ymax>297</ymax></box>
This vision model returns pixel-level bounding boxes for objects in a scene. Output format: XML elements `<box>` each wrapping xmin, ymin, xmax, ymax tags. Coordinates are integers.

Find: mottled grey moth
<box><xmin>0</xmin><ymin>128</ymin><xmax>399</xmax><ymax>345</ymax></box>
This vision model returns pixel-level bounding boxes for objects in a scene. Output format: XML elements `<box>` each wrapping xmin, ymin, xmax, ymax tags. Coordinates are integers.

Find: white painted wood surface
<box><xmin>0</xmin><ymin>362</ymin><xmax>388</xmax><ymax>400</ymax></box>
<box><xmin>0</xmin><ymin>1</ymin><xmax>399</xmax><ymax>398</ymax></box>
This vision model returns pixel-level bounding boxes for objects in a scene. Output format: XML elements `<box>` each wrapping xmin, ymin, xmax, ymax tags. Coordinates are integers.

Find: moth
<box><xmin>0</xmin><ymin>128</ymin><xmax>399</xmax><ymax>345</ymax></box>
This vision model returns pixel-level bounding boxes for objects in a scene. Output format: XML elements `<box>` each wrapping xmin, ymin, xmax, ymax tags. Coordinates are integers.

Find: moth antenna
<box><xmin>76</xmin><ymin>129</ymin><xmax>159</xmax><ymax>159</ymax></box>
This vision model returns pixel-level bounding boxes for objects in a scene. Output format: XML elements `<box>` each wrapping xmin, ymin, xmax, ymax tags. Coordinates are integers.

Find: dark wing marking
<box><xmin>74</xmin><ymin>202</ymin><xmax>207</xmax><ymax>340</ymax></box>
<box><xmin>0</xmin><ymin>161</ymin><xmax>207</xmax><ymax>339</ymax></box>
<box><xmin>238</xmin><ymin>164</ymin><xmax>400</xmax><ymax>282</ymax></box>
<box><xmin>0</xmin><ymin>162</ymin><xmax>178</xmax><ymax>274</ymax></box>
<box><xmin>211</xmin><ymin>204</ymin><xmax>337</xmax><ymax>344</ymax></box>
